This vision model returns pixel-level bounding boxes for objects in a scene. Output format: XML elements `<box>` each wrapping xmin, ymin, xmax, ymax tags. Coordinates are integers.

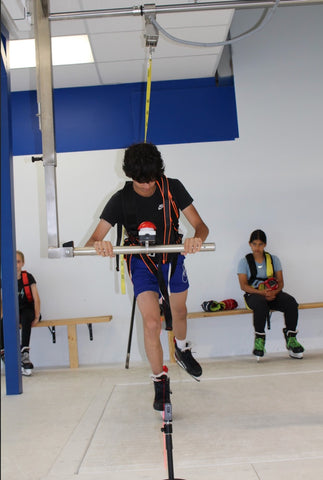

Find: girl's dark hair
<box><xmin>249</xmin><ymin>229</ymin><xmax>267</xmax><ymax>244</ymax></box>
<box><xmin>123</xmin><ymin>143</ymin><xmax>165</xmax><ymax>182</ymax></box>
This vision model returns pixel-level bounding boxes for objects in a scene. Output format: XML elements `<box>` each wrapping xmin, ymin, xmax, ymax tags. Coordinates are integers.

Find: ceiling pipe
<box><xmin>48</xmin><ymin>0</ymin><xmax>323</xmax><ymax>21</ymax></box>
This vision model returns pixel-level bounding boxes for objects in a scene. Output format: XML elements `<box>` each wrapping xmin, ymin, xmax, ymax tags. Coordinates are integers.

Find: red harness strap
<box><xmin>21</xmin><ymin>271</ymin><xmax>33</xmax><ymax>303</ymax></box>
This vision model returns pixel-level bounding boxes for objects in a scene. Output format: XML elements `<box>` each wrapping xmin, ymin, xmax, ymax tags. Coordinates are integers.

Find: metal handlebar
<box><xmin>48</xmin><ymin>243</ymin><xmax>215</xmax><ymax>258</ymax></box>
<box><xmin>75</xmin><ymin>242</ymin><xmax>215</xmax><ymax>256</ymax></box>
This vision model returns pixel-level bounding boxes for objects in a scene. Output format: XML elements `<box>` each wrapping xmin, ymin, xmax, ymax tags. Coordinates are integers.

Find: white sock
<box><xmin>151</xmin><ymin>371</ymin><xmax>166</xmax><ymax>381</ymax></box>
<box><xmin>175</xmin><ymin>338</ymin><xmax>187</xmax><ymax>350</ymax></box>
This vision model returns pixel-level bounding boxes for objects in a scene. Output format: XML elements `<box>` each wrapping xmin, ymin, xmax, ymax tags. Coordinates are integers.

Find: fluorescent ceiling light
<box><xmin>9</xmin><ymin>35</ymin><xmax>94</xmax><ymax>69</ymax></box>
<box><xmin>52</xmin><ymin>35</ymin><xmax>94</xmax><ymax>66</ymax></box>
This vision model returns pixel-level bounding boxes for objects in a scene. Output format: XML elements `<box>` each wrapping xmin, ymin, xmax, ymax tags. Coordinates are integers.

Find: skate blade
<box><xmin>156</xmin><ymin>410</ymin><xmax>173</xmax><ymax>421</ymax></box>
<box><xmin>160</xmin><ymin>411</ymin><xmax>174</xmax><ymax>421</ymax></box>
<box><xmin>21</xmin><ymin>368</ymin><xmax>32</xmax><ymax>376</ymax></box>
<box><xmin>175</xmin><ymin>358</ymin><xmax>201</xmax><ymax>382</ymax></box>
<box><xmin>289</xmin><ymin>351</ymin><xmax>303</xmax><ymax>359</ymax></box>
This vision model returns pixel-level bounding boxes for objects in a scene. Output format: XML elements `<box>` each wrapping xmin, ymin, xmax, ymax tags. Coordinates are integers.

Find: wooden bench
<box><xmin>167</xmin><ymin>302</ymin><xmax>323</xmax><ymax>363</ymax></box>
<box><xmin>34</xmin><ymin>315</ymin><xmax>112</xmax><ymax>368</ymax></box>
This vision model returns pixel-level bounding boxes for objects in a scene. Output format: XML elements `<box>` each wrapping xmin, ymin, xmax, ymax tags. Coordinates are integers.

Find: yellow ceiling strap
<box><xmin>120</xmin><ymin>52</ymin><xmax>152</xmax><ymax>292</ymax></box>
<box><xmin>144</xmin><ymin>51</ymin><xmax>152</xmax><ymax>143</ymax></box>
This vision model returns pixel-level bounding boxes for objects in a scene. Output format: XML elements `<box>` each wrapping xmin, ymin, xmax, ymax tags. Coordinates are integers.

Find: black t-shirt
<box><xmin>100</xmin><ymin>178</ymin><xmax>193</xmax><ymax>245</ymax></box>
<box><xmin>17</xmin><ymin>272</ymin><xmax>36</xmax><ymax>311</ymax></box>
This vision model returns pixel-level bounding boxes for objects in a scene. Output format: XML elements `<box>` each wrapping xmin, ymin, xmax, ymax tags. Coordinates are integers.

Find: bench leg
<box><xmin>168</xmin><ymin>331</ymin><xmax>176</xmax><ymax>363</ymax></box>
<box><xmin>67</xmin><ymin>324</ymin><xmax>79</xmax><ymax>368</ymax></box>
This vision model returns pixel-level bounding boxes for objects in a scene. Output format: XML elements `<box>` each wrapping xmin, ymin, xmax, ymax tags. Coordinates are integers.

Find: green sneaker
<box><xmin>253</xmin><ymin>333</ymin><xmax>266</xmax><ymax>358</ymax></box>
<box><xmin>283</xmin><ymin>329</ymin><xmax>304</xmax><ymax>359</ymax></box>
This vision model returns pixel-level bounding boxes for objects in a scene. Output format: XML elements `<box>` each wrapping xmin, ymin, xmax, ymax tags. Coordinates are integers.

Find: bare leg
<box><xmin>170</xmin><ymin>290</ymin><xmax>188</xmax><ymax>341</ymax></box>
<box><xmin>136</xmin><ymin>290</ymin><xmax>163</xmax><ymax>375</ymax></box>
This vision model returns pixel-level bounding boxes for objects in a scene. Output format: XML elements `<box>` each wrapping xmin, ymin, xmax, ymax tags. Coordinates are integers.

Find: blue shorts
<box><xmin>130</xmin><ymin>254</ymin><xmax>189</xmax><ymax>298</ymax></box>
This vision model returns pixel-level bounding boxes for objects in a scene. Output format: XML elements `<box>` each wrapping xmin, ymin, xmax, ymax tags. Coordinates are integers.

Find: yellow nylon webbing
<box><xmin>120</xmin><ymin>52</ymin><xmax>152</xmax><ymax>292</ymax></box>
<box><xmin>120</xmin><ymin>227</ymin><xmax>126</xmax><ymax>294</ymax></box>
<box><xmin>144</xmin><ymin>53</ymin><xmax>152</xmax><ymax>143</ymax></box>
<box><xmin>265</xmin><ymin>252</ymin><xmax>274</xmax><ymax>278</ymax></box>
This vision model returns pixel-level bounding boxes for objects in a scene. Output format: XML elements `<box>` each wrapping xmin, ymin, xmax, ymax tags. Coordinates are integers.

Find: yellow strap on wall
<box><xmin>120</xmin><ymin>227</ymin><xmax>126</xmax><ymax>294</ymax></box>
<box><xmin>144</xmin><ymin>52</ymin><xmax>152</xmax><ymax>143</ymax></box>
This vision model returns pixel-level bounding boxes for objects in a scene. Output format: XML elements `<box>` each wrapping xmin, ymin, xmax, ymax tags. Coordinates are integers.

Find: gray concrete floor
<box><xmin>1</xmin><ymin>350</ymin><xmax>323</xmax><ymax>480</ymax></box>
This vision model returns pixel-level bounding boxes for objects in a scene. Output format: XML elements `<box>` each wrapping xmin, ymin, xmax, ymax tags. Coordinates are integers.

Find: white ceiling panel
<box><xmin>97</xmin><ymin>52</ymin><xmax>221</xmax><ymax>85</ymax></box>
<box><xmin>84</xmin><ymin>15</ymin><xmax>144</xmax><ymax>34</ymax></box>
<box><xmin>49</xmin><ymin>18</ymin><xmax>88</xmax><ymax>37</ymax></box>
<box><xmin>155</xmin><ymin>10</ymin><xmax>234</xmax><ymax>28</ymax></box>
<box><xmin>151</xmin><ymin>26</ymin><xmax>228</xmax><ymax>56</ymax></box>
<box><xmin>90</xmin><ymin>31</ymin><xmax>147</xmax><ymax>62</ymax></box>
<box><xmin>142</xmin><ymin>54</ymin><xmax>222</xmax><ymax>81</ymax></box>
<box><xmin>4</xmin><ymin>1</ymin><xmax>235</xmax><ymax>91</ymax></box>
<box><xmin>97</xmin><ymin>59</ymin><xmax>150</xmax><ymax>85</ymax></box>
<box><xmin>52</xmin><ymin>63</ymin><xmax>101</xmax><ymax>89</ymax></box>
<box><xmin>9</xmin><ymin>67</ymin><xmax>37</xmax><ymax>91</ymax></box>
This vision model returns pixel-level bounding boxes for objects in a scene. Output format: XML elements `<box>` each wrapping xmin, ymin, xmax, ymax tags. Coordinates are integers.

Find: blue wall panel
<box><xmin>1</xmin><ymin>29</ymin><xmax>23</xmax><ymax>394</ymax></box>
<box><xmin>11</xmin><ymin>77</ymin><xmax>239</xmax><ymax>156</ymax></box>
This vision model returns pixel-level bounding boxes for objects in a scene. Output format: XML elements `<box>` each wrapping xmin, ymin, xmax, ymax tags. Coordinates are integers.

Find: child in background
<box><xmin>0</xmin><ymin>251</ymin><xmax>41</xmax><ymax>375</ymax></box>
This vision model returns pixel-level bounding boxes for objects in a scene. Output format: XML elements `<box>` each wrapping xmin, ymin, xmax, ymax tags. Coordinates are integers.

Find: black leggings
<box><xmin>0</xmin><ymin>308</ymin><xmax>34</xmax><ymax>350</ymax></box>
<box><xmin>245</xmin><ymin>291</ymin><xmax>298</xmax><ymax>334</ymax></box>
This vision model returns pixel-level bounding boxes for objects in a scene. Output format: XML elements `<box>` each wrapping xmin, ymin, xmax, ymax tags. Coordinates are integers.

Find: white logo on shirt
<box><xmin>158</xmin><ymin>204</ymin><xmax>164</xmax><ymax>210</ymax></box>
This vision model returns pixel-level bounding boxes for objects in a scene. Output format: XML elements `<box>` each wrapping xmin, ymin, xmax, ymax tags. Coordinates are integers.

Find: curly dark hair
<box><xmin>123</xmin><ymin>143</ymin><xmax>165</xmax><ymax>182</ymax></box>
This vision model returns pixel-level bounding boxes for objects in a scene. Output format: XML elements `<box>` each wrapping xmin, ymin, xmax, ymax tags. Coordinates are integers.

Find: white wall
<box><xmin>12</xmin><ymin>6</ymin><xmax>323</xmax><ymax>368</ymax></box>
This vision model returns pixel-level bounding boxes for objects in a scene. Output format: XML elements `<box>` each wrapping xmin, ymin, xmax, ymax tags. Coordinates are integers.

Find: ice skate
<box><xmin>174</xmin><ymin>341</ymin><xmax>202</xmax><ymax>381</ymax></box>
<box><xmin>152</xmin><ymin>371</ymin><xmax>171</xmax><ymax>413</ymax></box>
<box><xmin>253</xmin><ymin>333</ymin><xmax>266</xmax><ymax>362</ymax></box>
<box><xmin>283</xmin><ymin>328</ymin><xmax>304</xmax><ymax>359</ymax></box>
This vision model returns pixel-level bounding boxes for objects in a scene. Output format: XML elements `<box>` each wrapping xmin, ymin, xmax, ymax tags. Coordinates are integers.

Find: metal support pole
<box><xmin>125</xmin><ymin>296</ymin><xmax>137</xmax><ymax>369</ymax></box>
<box><xmin>161</xmin><ymin>404</ymin><xmax>185</xmax><ymax>480</ymax></box>
<box><xmin>34</xmin><ymin>0</ymin><xmax>60</xmax><ymax>248</ymax></box>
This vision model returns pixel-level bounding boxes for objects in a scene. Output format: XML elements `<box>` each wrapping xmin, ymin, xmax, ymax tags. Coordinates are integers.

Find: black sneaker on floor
<box><xmin>153</xmin><ymin>374</ymin><xmax>171</xmax><ymax>411</ymax></box>
<box><xmin>21</xmin><ymin>347</ymin><xmax>33</xmax><ymax>376</ymax></box>
<box><xmin>175</xmin><ymin>341</ymin><xmax>202</xmax><ymax>379</ymax></box>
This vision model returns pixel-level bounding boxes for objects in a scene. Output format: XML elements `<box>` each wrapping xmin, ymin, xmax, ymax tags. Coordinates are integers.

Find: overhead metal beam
<box><xmin>33</xmin><ymin>0</ymin><xmax>60</xmax><ymax>249</ymax></box>
<box><xmin>48</xmin><ymin>0</ymin><xmax>323</xmax><ymax>21</ymax></box>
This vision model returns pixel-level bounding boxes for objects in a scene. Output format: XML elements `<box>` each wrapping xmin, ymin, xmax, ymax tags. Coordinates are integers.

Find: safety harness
<box><xmin>21</xmin><ymin>271</ymin><xmax>33</xmax><ymax>303</ymax></box>
<box><xmin>245</xmin><ymin>252</ymin><xmax>276</xmax><ymax>329</ymax></box>
<box><xmin>246</xmin><ymin>252</ymin><xmax>274</xmax><ymax>286</ymax></box>
<box><xmin>116</xmin><ymin>176</ymin><xmax>182</xmax><ymax>330</ymax></box>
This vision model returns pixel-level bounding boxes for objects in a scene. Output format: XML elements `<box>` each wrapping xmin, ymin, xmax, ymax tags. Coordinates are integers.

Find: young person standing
<box><xmin>86</xmin><ymin>142</ymin><xmax>209</xmax><ymax>411</ymax></box>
